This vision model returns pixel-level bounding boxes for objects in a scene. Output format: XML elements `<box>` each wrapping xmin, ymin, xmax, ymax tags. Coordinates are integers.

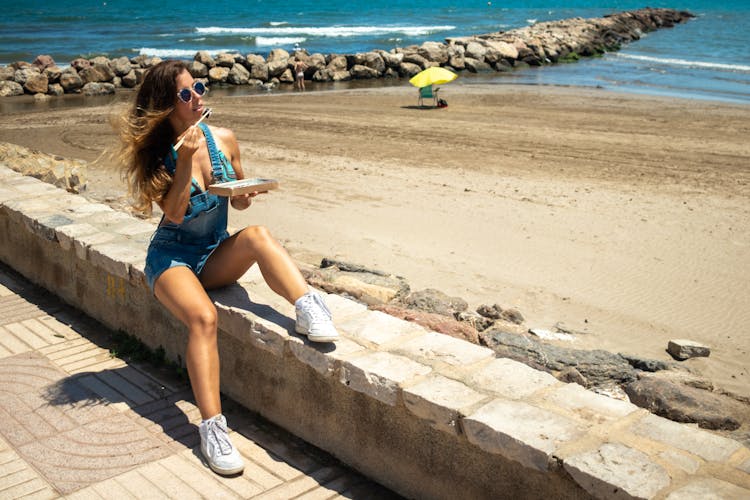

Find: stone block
<box><xmin>667</xmin><ymin>339</ymin><xmax>710</xmax><ymax>360</ymax></box>
<box><xmin>740</xmin><ymin>457</ymin><xmax>750</xmax><ymax>474</ymax></box>
<box><xmin>324</xmin><ymin>292</ymin><xmax>368</xmax><ymax>320</ymax></box>
<box><xmin>213</xmin><ymin>296</ymin><xmax>289</xmax><ymax>357</ymax></box>
<box><xmin>630</xmin><ymin>413</ymin><xmax>743</xmax><ymax>462</ymax></box>
<box><xmin>543</xmin><ymin>383</ymin><xmax>638</xmax><ymax>423</ymax></box>
<box><xmin>340</xmin><ymin>351</ymin><xmax>431</xmax><ymax>405</ymax></box>
<box><xmin>666</xmin><ymin>478</ymin><xmax>750</xmax><ymax>499</ymax></box>
<box><xmin>469</xmin><ymin>358</ymin><xmax>558</xmax><ymax>399</ymax></box>
<box><xmin>88</xmin><ymin>241</ymin><xmax>146</xmax><ymax>279</ymax></box>
<box><xmin>338</xmin><ymin>309</ymin><xmax>425</xmax><ymax>347</ymax></box>
<box><xmin>403</xmin><ymin>374</ymin><xmax>487</xmax><ymax>434</ymax></box>
<box><xmin>72</xmin><ymin>231</ymin><xmax>119</xmax><ymax>261</ymax></box>
<box><xmin>658</xmin><ymin>449</ymin><xmax>701</xmax><ymax>474</ymax></box>
<box><xmin>288</xmin><ymin>335</ymin><xmax>365</xmax><ymax>376</ymax></box>
<box><xmin>463</xmin><ymin>399</ymin><xmax>586</xmax><ymax>471</ymax></box>
<box><xmin>392</xmin><ymin>331</ymin><xmax>493</xmax><ymax>368</ymax></box>
<box><xmin>564</xmin><ymin>442</ymin><xmax>670</xmax><ymax>499</ymax></box>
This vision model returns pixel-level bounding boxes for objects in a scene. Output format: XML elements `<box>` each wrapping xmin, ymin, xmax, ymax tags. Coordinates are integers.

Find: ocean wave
<box><xmin>255</xmin><ymin>36</ymin><xmax>306</xmax><ymax>47</ymax></box>
<box><xmin>137</xmin><ymin>47</ymin><xmax>239</xmax><ymax>58</ymax></box>
<box><xmin>268</xmin><ymin>22</ymin><xmax>288</xmax><ymax>27</ymax></box>
<box><xmin>196</xmin><ymin>25</ymin><xmax>455</xmax><ymax>38</ymax></box>
<box><xmin>616</xmin><ymin>53</ymin><xmax>750</xmax><ymax>73</ymax></box>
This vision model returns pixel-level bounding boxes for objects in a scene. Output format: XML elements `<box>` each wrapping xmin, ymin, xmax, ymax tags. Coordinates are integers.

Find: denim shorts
<box><xmin>144</xmin><ymin>228</ymin><xmax>230</xmax><ymax>292</ymax></box>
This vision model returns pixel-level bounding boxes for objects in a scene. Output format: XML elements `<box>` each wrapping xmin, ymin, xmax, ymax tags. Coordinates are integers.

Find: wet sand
<box><xmin>1</xmin><ymin>83</ymin><xmax>748</xmax><ymax>399</ymax></box>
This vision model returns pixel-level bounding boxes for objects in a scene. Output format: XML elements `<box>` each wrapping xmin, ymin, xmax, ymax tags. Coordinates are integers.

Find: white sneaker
<box><xmin>199</xmin><ymin>414</ymin><xmax>244</xmax><ymax>475</ymax></box>
<box><xmin>295</xmin><ymin>291</ymin><xmax>340</xmax><ymax>342</ymax></box>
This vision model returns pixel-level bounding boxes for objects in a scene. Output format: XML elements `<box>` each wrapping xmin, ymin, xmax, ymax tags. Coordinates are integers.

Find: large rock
<box><xmin>43</xmin><ymin>65</ymin><xmax>62</xmax><ymax>84</ymax></box>
<box><xmin>59</xmin><ymin>69</ymin><xmax>83</xmax><ymax>92</ymax></box>
<box><xmin>624</xmin><ymin>376</ymin><xmax>741</xmax><ymax>430</ymax></box>
<box><xmin>667</xmin><ymin>339</ymin><xmax>711</xmax><ymax>360</ymax></box>
<box><xmin>111</xmin><ymin>56</ymin><xmax>132</xmax><ymax>77</ymax></box>
<box><xmin>398</xmin><ymin>288</ymin><xmax>468</xmax><ymax>317</ymax></box>
<box><xmin>401</xmin><ymin>52</ymin><xmax>430</xmax><ymax>69</ymax></box>
<box><xmin>418</xmin><ymin>41</ymin><xmax>449</xmax><ymax>65</ymax></box>
<box><xmin>326</xmin><ymin>55</ymin><xmax>348</xmax><ymax>72</ymax></box>
<box><xmin>350</xmin><ymin>64</ymin><xmax>379</xmax><ymax>79</ymax></box>
<box><xmin>23</xmin><ymin>73</ymin><xmax>49</xmax><ymax>94</ymax></box>
<box><xmin>479</xmin><ymin>329</ymin><xmax>638</xmax><ymax>386</ymax></box>
<box><xmin>477</xmin><ymin>303</ymin><xmax>525</xmax><ymax>325</ymax></box>
<box><xmin>13</xmin><ymin>67</ymin><xmax>40</xmax><ymax>86</ymax></box>
<box><xmin>207</xmin><ymin>66</ymin><xmax>230</xmax><ymax>83</ymax></box>
<box><xmin>463</xmin><ymin>57</ymin><xmax>493</xmax><ymax>72</ymax></box>
<box><xmin>0</xmin><ymin>81</ymin><xmax>23</xmax><ymax>97</ymax></box>
<box><xmin>464</xmin><ymin>41</ymin><xmax>487</xmax><ymax>61</ymax></box>
<box><xmin>305</xmin><ymin>258</ymin><xmax>409</xmax><ymax>306</ymax></box>
<box><xmin>32</xmin><ymin>55</ymin><xmax>56</xmax><ymax>70</ymax></box>
<box><xmin>372</xmin><ymin>304</ymin><xmax>479</xmax><ymax>344</ymax></box>
<box><xmin>0</xmin><ymin>66</ymin><xmax>14</xmax><ymax>81</ymax></box>
<box><xmin>79</xmin><ymin>64</ymin><xmax>115</xmax><ymax>84</ymax></box>
<box><xmin>81</xmin><ymin>82</ymin><xmax>115</xmax><ymax>96</ymax></box>
<box><xmin>194</xmin><ymin>51</ymin><xmax>215</xmax><ymax>68</ymax></box>
<box><xmin>267</xmin><ymin>58</ymin><xmax>289</xmax><ymax>78</ymax></box>
<box><xmin>376</xmin><ymin>50</ymin><xmax>403</xmax><ymax>68</ymax></box>
<box><xmin>0</xmin><ymin>142</ymin><xmax>86</xmax><ymax>193</ymax></box>
<box><xmin>267</xmin><ymin>48</ymin><xmax>290</xmax><ymax>62</ymax></box>
<box><xmin>121</xmin><ymin>70</ymin><xmax>138</xmax><ymax>88</ymax></box>
<box><xmin>187</xmin><ymin>60</ymin><xmax>209</xmax><ymax>78</ymax></box>
<box><xmin>215</xmin><ymin>53</ymin><xmax>236</xmax><ymax>68</ymax></box>
<box><xmin>227</xmin><ymin>63</ymin><xmax>250</xmax><ymax>84</ymax></box>
<box><xmin>398</xmin><ymin>62</ymin><xmax>422</xmax><ymax>78</ymax></box>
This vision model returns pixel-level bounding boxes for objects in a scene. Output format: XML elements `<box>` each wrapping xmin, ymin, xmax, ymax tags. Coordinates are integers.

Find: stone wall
<box><xmin>1</xmin><ymin>164</ymin><xmax>748</xmax><ymax>499</ymax></box>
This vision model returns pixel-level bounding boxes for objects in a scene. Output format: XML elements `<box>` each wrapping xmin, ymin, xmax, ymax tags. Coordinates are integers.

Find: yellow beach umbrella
<box><xmin>409</xmin><ymin>66</ymin><xmax>458</xmax><ymax>88</ymax></box>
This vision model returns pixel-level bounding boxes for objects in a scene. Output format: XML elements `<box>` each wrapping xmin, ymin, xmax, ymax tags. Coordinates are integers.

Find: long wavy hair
<box><xmin>116</xmin><ymin>60</ymin><xmax>188</xmax><ymax>215</ymax></box>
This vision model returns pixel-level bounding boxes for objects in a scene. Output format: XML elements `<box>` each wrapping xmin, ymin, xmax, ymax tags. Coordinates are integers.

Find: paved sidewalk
<box><xmin>0</xmin><ymin>262</ymin><xmax>400</xmax><ymax>499</ymax></box>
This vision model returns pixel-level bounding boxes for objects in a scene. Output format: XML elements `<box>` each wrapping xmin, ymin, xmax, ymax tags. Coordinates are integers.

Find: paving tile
<box><xmin>158</xmin><ymin>452</ymin><xmax>239</xmax><ymax>499</ymax></box>
<box><xmin>4</xmin><ymin>322</ymin><xmax>50</xmax><ymax>349</ymax></box>
<box><xmin>17</xmin><ymin>413</ymin><xmax>172</xmax><ymax>495</ymax></box>
<box><xmin>253</xmin><ymin>465</ymin><xmax>344</xmax><ymax>500</ymax></box>
<box><xmin>0</xmin><ymin>325</ymin><xmax>33</xmax><ymax>355</ymax></box>
<box><xmin>20</xmin><ymin>318</ymin><xmax>70</xmax><ymax>345</ymax></box>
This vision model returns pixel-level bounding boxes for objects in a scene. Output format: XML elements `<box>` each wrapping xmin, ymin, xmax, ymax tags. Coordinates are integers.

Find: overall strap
<box><xmin>198</xmin><ymin>123</ymin><xmax>225</xmax><ymax>180</ymax></box>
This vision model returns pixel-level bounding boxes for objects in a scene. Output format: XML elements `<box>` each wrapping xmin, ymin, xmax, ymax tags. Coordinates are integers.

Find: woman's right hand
<box><xmin>176</xmin><ymin>125</ymin><xmax>204</xmax><ymax>158</ymax></box>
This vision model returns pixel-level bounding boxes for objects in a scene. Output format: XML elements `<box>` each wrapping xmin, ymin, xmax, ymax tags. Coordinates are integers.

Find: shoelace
<box><xmin>304</xmin><ymin>292</ymin><xmax>332</xmax><ymax>324</ymax></box>
<box><xmin>204</xmin><ymin>417</ymin><xmax>232</xmax><ymax>455</ymax></box>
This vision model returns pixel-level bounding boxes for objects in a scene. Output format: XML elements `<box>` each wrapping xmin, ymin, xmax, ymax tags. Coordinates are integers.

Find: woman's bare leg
<box><xmin>200</xmin><ymin>225</ymin><xmax>308</xmax><ymax>303</ymax></box>
<box><xmin>154</xmin><ymin>266</ymin><xmax>222</xmax><ymax>420</ymax></box>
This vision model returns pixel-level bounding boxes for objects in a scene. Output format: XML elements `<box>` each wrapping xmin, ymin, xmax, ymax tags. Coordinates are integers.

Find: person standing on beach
<box><xmin>116</xmin><ymin>60</ymin><xmax>339</xmax><ymax>476</ymax></box>
<box><xmin>294</xmin><ymin>59</ymin><xmax>308</xmax><ymax>91</ymax></box>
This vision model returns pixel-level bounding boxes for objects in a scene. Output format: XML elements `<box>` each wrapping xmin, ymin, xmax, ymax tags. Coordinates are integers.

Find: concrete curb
<box><xmin>1</xmin><ymin>165</ymin><xmax>748</xmax><ymax>499</ymax></box>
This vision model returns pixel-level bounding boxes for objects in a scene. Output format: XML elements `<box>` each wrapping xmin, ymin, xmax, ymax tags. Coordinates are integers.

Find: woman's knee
<box><xmin>240</xmin><ymin>225</ymin><xmax>275</xmax><ymax>249</ymax></box>
<box><xmin>186</xmin><ymin>304</ymin><xmax>218</xmax><ymax>334</ymax></box>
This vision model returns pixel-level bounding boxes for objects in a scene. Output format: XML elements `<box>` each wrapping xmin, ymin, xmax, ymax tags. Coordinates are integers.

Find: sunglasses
<box><xmin>177</xmin><ymin>81</ymin><xmax>208</xmax><ymax>104</ymax></box>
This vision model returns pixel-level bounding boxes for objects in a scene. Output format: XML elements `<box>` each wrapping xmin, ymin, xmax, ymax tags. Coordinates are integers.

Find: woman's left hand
<box><xmin>230</xmin><ymin>191</ymin><xmax>261</xmax><ymax>210</ymax></box>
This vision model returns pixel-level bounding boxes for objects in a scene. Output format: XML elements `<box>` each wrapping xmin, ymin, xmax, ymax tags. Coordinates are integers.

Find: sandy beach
<box><xmin>1</xmin><ymin>83</ymin><xmax>748</xmax><ymax>400</ymax></box>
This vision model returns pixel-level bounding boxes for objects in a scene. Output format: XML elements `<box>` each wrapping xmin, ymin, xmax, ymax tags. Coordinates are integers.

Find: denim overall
<box><xmin>144</xmin><ymin>123</ymin><xmax>236</xmax><ymax>292</ymax></box>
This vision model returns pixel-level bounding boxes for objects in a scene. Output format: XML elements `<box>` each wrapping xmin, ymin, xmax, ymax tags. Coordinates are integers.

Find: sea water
<box><xmin>1</xmin><ymin>0</ymin><xmax>748</xmax><ymax>103</ymax></box>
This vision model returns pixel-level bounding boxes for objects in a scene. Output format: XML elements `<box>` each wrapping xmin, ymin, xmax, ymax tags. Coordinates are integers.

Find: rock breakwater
<box><xmin>0</xmin><ymin>7</ymin><xmax>693</xmax><ymax>98</ymax></box>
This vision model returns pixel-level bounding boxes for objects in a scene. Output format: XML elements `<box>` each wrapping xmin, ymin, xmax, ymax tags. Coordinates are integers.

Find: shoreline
<box><xmin>1</xmin><ymin>83</ymin><xmax>748</xmax><ymax>408</ymax></box>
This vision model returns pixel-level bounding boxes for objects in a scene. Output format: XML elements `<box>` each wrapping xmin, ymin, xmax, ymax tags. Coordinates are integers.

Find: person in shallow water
<box><xmin>116</xmin><ymin>59</ymin><xmax>339</xmax><ymax>476</ymax></box>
